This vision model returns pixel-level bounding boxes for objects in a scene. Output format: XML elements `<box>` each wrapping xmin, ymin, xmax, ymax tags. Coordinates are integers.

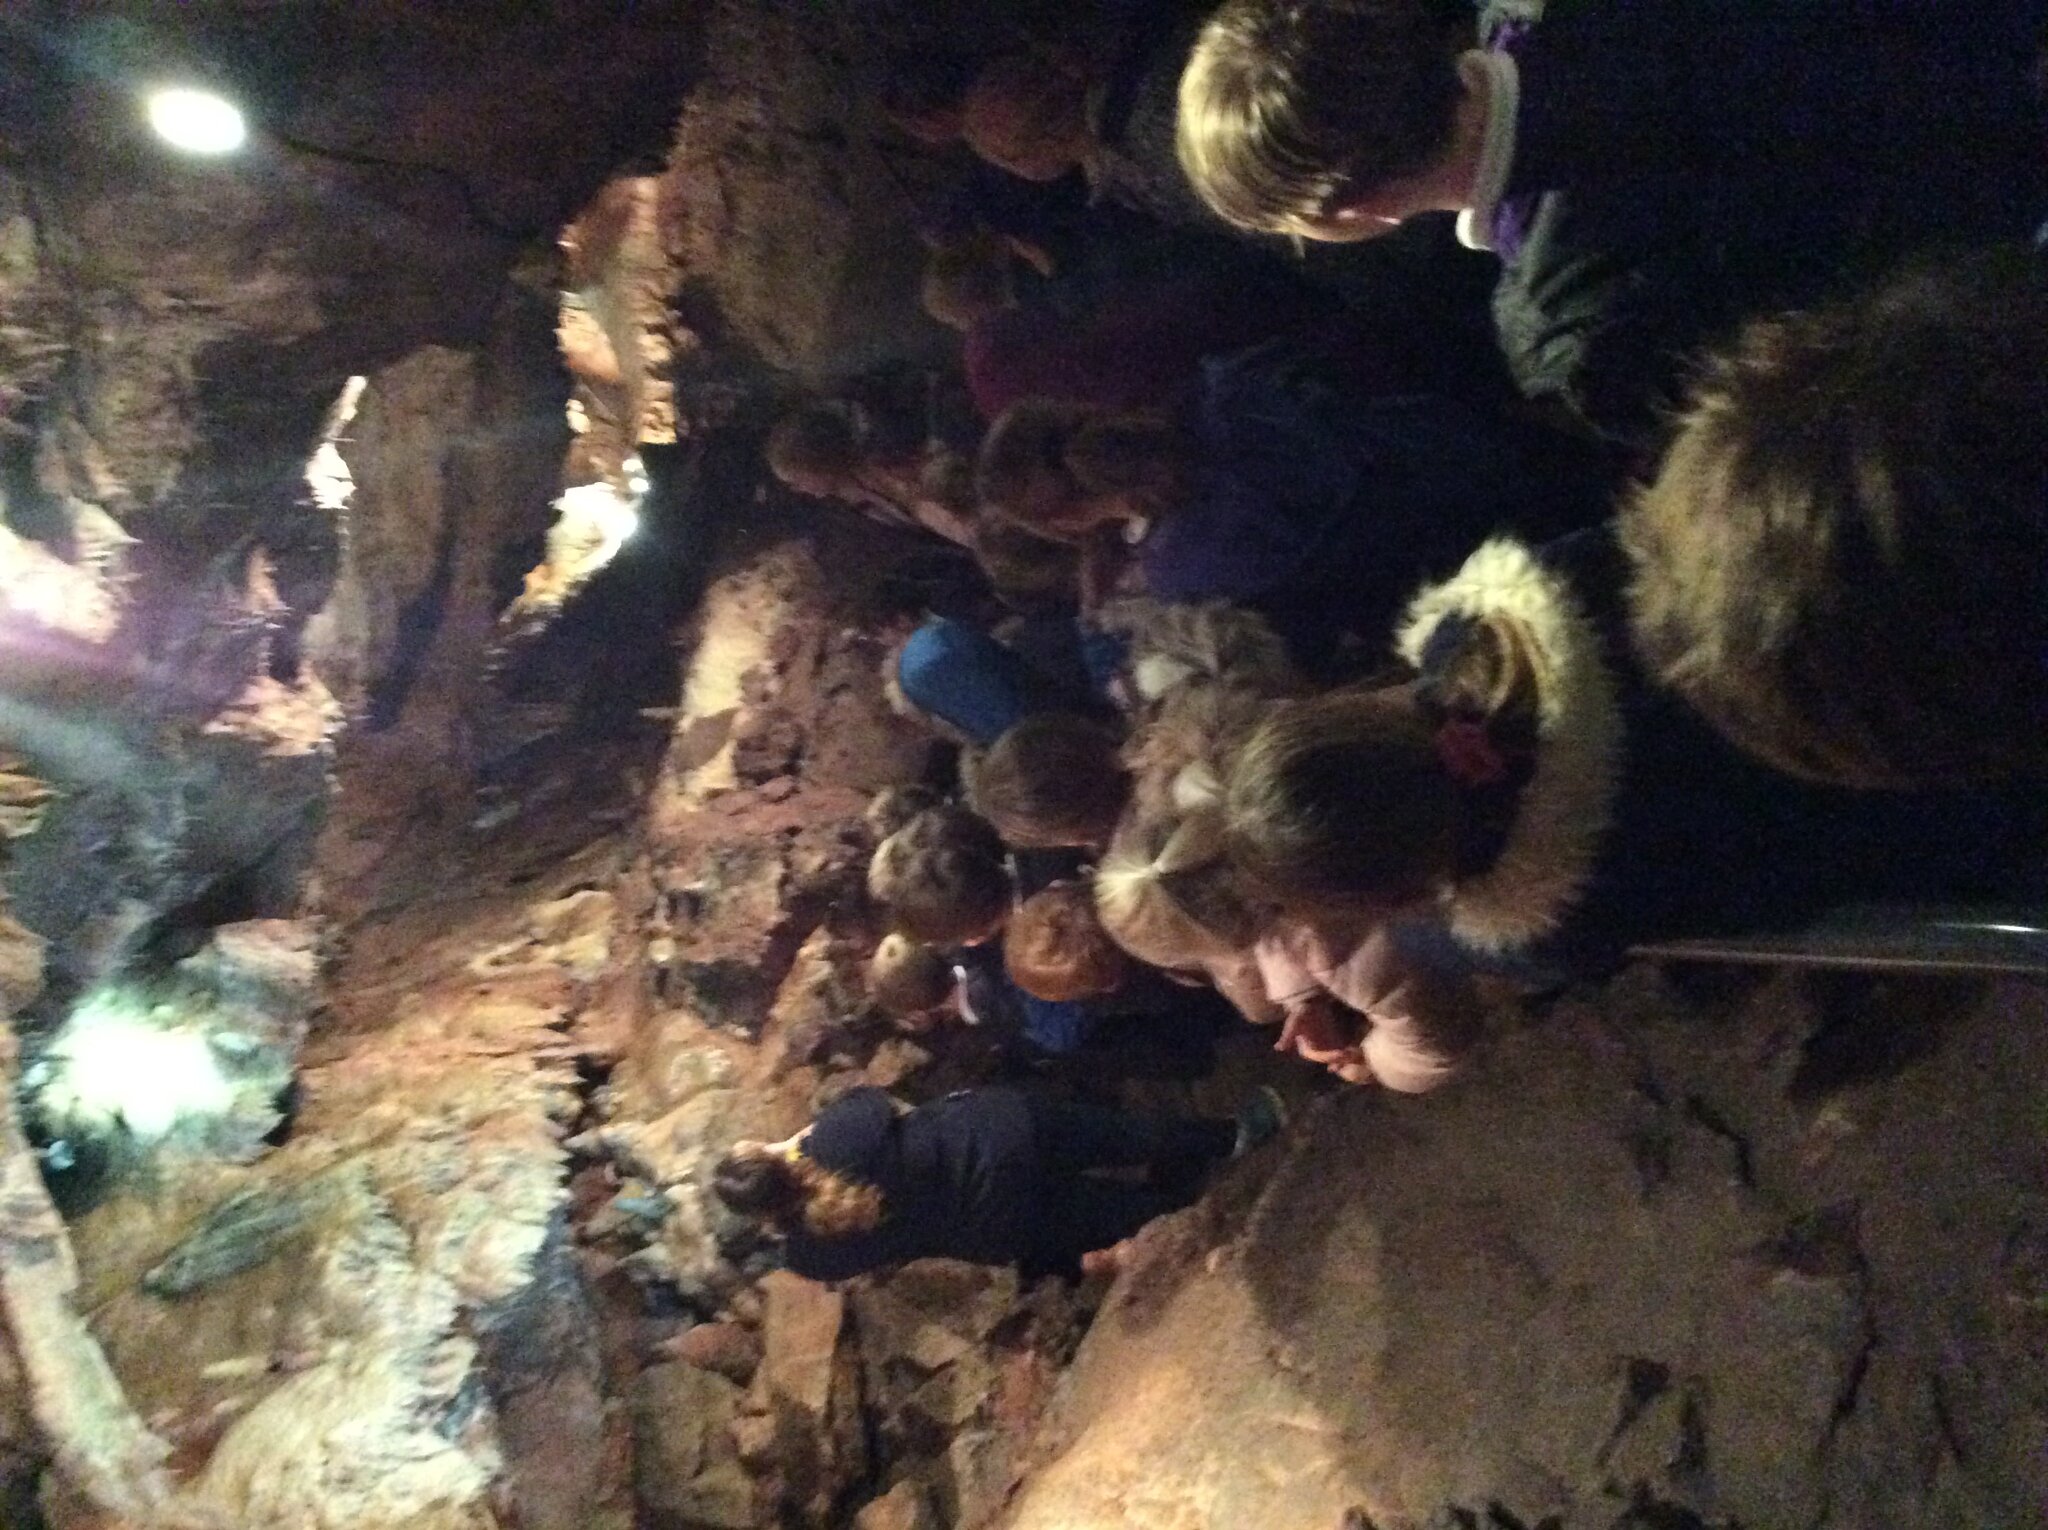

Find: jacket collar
<box><xmin>1396</xmin><ymin>537</ymin><xmax>1623</xmax><ymax>952</ymax></box>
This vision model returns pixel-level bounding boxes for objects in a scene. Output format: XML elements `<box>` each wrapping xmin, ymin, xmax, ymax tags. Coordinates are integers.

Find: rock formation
<box><xmin>0</xmin><ymin>3</ymin><xmax>2042</xmax><ymax>1529</ymax></box>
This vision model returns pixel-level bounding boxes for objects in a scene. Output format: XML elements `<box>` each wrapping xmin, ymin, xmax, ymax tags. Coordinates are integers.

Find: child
<box><xmin>866</xmin><ymin>933</ymin><xmax>958</xmax><ymax>1031</ymax></box>
<box><xmin>976</xmin><ymin>338</ymin><xmax>1604</xmax><ymax>665</ymax></box>
<box><xmin>965</xmin><ymin>713</ymin><xmax>1130</xmax><ymax>851</ymax></box>
<box><xmin>766</xmin><ymin>396</ymin><xmax>974</xmax><ymax>547</ymax></box>
<box><xmin>864</xmin><ymin>784</ymin><xmax>944</xmax><ymax>844</ymax></box>
<box><xmin>1005</xmin><ymin>880</ymin><xmax>1131</xmax><ymax>1002</ymax></box>
<box><xmin>713</xmin><ymin>1085</ymin><xmax>1252</xmax><ymax>1282</ymax></box>
<box><xmin>1250</xmin><ymin>915</ymin><xmax>1480</xmax><ymax>1093</ymax></box>
<box><xmin>962</xmin><ymin>49</ymin><xmax>1098</xmax><ymax>185</ymax></box>
<box><xmin>866</xmin><ymin>803</ymin><xmax>1110</xmax><ymax>1049</ymax></box>
<box><xmin>868</xmin><ymin>805</ymin><xmax>1012</xmax><ymax>946</ymax></box>
<box><xmin>1178</xmin><ymin>0</ymin><xmax>2046</xmax><ymax>245</ymax></box>
<box><xmin>1177</xmin><ymin>0</ymin><xmax>2048</xmax><ymax>449</ymax></box>
<box><xmin>1094</xmin><ymin>809</ymin><xmax>1282</xmax><ymax>1030</ymax></box>
<box><xmin>868</xmin><ymin>922</ymin><xmax>1100</xmax><ymax>1057</ymax></box>
<box><xmin>1096</xmin><ymin>800</ymin><xmax>1474</xmax><ymax>1090</ymax></box>
<box><xmin>1222</xmin><ymin>527</ymin><xmax>2048</xmax><ymax>990</ymax></box>
<box><xmin>1621</xmin><ymin>251</ymin><xmax>2048</xmax><ymax>789</ymax></box>
<box><xmin>889</xmin><ymin>616</ymin><xmax>1091</xmax><ymax>749</ymax></box>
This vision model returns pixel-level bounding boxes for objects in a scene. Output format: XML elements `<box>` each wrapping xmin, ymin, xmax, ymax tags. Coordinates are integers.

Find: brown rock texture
<box><xmin>997</xmin><ymin>971</ymin><xmax>2048</xmax><ymax>1530</ymax></box>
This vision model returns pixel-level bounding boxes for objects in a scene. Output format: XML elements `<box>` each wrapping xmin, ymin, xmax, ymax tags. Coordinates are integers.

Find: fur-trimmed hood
<box><xmin>1396</xmin><ymin>537</ymin><xmax>1624</xmax><ymax>953</ymax></box>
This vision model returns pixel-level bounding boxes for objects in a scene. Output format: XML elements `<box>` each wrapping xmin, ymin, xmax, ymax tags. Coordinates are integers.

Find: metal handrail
<box><xmin>1629</xmin><ymin>905</ymin><xmax>2048</xmax><ymax>977</ymax></box>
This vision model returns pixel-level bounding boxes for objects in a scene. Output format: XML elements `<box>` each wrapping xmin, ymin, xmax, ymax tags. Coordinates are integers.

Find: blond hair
<box><xmin>1177</xmin><ymin>0</ymin><xmax>1467</xmax><ymax>235</ymax></box>
<box><xmin>1006</xmin><ymin>880</ymin><xmax>1128</xmax><ymax>1001</ymax></box>
<box><xmin>868</xmin><ymin>933</ymin><xmax>956</xmax><ymax>1018</ymax></box>
<box><xmin>1623</xmin><ymin>250</ymin><xmax>2048</xmax><ymax>788</ymax></box>
<box><xmin>868</xmin><ymin>805</ymin><xmax>1012</xmax><ymax>944</ymax></box>
<box><xmin>965</xmin><ymin>713</ymin><xmax>1129</xmax><ymax>849</ymax></box>
<box><xmin>1095</xmin><ymin>808</ymin><xmax>1265</xmax><ymax>971</ymax></box>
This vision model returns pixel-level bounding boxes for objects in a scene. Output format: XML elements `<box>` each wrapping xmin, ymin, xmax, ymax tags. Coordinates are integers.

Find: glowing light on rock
<box><xmin>34</xmin><ymin>992</ymin><xmax>238</xmax><ymax>1142</ymax></box>
<box><xmin>556</xmin><ymin>480</ymin><xmax>641</xmax><ymax>573</ymax></box>
<box><xmin>306</xmin><ymin>376</ymin><xmax>366</xmax><ymax>512</ymax></box>
<box><xmin>145</xmin><ymin>87</ymin><xmax>247</xmax><ymax>155</ymax></box>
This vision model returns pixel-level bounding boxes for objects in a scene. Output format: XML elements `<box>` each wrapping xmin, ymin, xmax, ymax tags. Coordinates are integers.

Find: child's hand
<box><xmin>1006</xmin><ymin>235</ymin><xmax>1057</xmax><ymax>278</ymax></box>
<box><xmin>1327</xmin><ymin>1053</ymin><xmax>1374</xmax><ymax>1086</ymax></box>
<box><xmin>1276</xmin><ymin>997</ymin><xmax>1356</xmax><ymax>1065</ymax></box>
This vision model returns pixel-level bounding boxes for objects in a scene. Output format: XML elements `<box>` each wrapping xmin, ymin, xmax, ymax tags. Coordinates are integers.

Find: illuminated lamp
<box><xmin>145</xmin><ymin>86</ymin><xmax>247</xmax><ymax>155</ymax></box>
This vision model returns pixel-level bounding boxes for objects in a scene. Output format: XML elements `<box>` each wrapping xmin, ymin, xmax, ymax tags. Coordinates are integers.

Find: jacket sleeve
<box><xmin>783</xmin><ymin>1228</ymin><xmax>891</xmax><ymax>1284</ymax></box>
<box><xmin>1314</xmin><ymin>927</ymin><xmax>1482</xmax><ymax>1094</ymax></box>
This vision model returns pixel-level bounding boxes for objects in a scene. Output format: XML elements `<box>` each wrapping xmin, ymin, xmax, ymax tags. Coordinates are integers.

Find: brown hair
<box><xmin>1624</xmin><ymin>250</ymin><xmax>2048</xmax><ymax>788</ymax></box>
<box><xmin>868</xmin><ymin>932</ymin><xmax>956</xmax><ymax>1018</ymax></box>
<box><xmin>712</xmin><ymin>1143</ymin><xmax>885</xmax><ymax>1238</ymax></box>
<box><xmin>961</xmin><ymin>50</ymin><xmax>1093</xmax><ymax>182</ymax></box>
<box><xmin>1099</xmin><ymin>598</ymin><xmax>1299</xmax><ymax>707</ymax></box>
<box><xmin>864</xmin><ymin>783</ymin><xmax>944</xmax><ymax>843</ymax></box>
<box><xmin>976</xmin><ymin>400</ymin><xmax>1191</xmax><ymax>542</ymax></box>
<box><xmin>1177</xmin><ymin>0</ymin><xmax>1467</xmax><ymax>235</ymax></box>
<box><xmin>766</xmin><ymin>401</ymin><xmax>864</xmax><ymax>488</ymax></box>
<box><xmin>1006</xmin><ymin>880</ymin><xmax>1129</xmax><ymax>1000</ymax></box>
<box><xmin>922</xmin><ymin>230</ymin><xmax>1019</xmax><ymax>330</ymax></box>
<box><xmin>969</xmin><ymin>512</ymin><xmax>1082</xmax><ymax>607</ymax></box>
<box><xmin>1123</xmin><ymin>676</ymin><xmax>1282</xmax><ymax>822</ymax></box>
<box><xmin>966</xmin><ymin>713</ymin><xmax>1130</xmax><ymax>849</ymax></box>
<box><xmin>1223</xmin><ymin>684</ymin><xmax>1457</xmax><ymax>911</ymax></box>
<box><xmin>867</xmin><ymin>805</ymin><xmax>1012</xmax><ymax>944</ymax></box>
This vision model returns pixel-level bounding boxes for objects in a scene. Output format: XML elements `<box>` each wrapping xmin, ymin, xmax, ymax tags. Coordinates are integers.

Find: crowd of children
<box><xmin>720</xmin><ymin>0</ymin><xmax>2048</xmax><ymax>1285</ymax></box>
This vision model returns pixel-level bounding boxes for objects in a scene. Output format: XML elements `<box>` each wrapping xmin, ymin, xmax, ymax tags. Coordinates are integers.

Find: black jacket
<box><xmin>781</xmin><ymin>1087</ymin><xmax>1043</xmax><ymax>1280</ymax></box>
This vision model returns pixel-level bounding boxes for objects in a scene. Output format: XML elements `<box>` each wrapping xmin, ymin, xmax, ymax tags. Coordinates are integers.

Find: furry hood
<box><xmin>1396</xmin><ymin>537</ymin><xmax>1623</xmax><ymax>953</ymax></box>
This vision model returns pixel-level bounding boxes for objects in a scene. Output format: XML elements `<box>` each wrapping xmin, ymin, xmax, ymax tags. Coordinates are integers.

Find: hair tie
<box><xmin>1434</xmin><ymin>717</ymin><xmax>1508</xmax><ymax>787</ymax></box>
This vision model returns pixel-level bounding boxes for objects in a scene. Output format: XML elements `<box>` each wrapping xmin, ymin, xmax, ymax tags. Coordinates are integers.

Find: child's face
<box><xmin>900</xmin><ymin>984</ymin><xmax>964</xmax><ymax>1035</ymax></box>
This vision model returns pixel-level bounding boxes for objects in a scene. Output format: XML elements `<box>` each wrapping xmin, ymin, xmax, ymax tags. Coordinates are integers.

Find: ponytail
<box><xmin>1095</xmin><ymin>810</ymin><xmax>1261</xmax><ymax>970</ymax></box>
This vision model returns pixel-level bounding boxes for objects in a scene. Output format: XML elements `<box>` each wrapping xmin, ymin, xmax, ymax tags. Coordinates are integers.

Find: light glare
<box><xmin>36</xmin><ymin>993</ymin><xmax>238</xmax><ymax>1141</ymax></box>
<box><xmin>146</xmin><ymin>87</ymin><xmax>247</xmax><ymax>155</ymax></box>
<box><xmin>555</xmin><ymin>480</ymin><xmax>642</xmax><ymax>572</ymax></box>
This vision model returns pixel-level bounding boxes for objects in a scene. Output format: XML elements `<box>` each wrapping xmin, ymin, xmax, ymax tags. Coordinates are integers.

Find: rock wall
<box><xmin>997</xmin><ymin>970</ymin><xmax>2048</xmax><ymax>1530</ymax></box>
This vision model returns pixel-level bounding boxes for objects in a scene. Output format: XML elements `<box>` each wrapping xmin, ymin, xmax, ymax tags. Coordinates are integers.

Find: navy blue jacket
<box><xmin>1138</xmin><ymin>341</ymin><xmax>1609</xmax><ymax>664</ymax></box>
<box><xmin>781</xmin><ymin>1087</ymin><xmax>1044</xmax><ymax>1279</ymax></box>
<box><xmin>1486</xmin><ymin>0</ymin><xmax>2048</xmax><ymax>449</ymax></box>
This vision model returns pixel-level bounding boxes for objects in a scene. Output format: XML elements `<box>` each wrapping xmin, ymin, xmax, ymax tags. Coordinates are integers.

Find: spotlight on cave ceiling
<box><xmin>145</xmin><ymin>86</ymin><xmax>247</xmax><ymax>155</ymax></box>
